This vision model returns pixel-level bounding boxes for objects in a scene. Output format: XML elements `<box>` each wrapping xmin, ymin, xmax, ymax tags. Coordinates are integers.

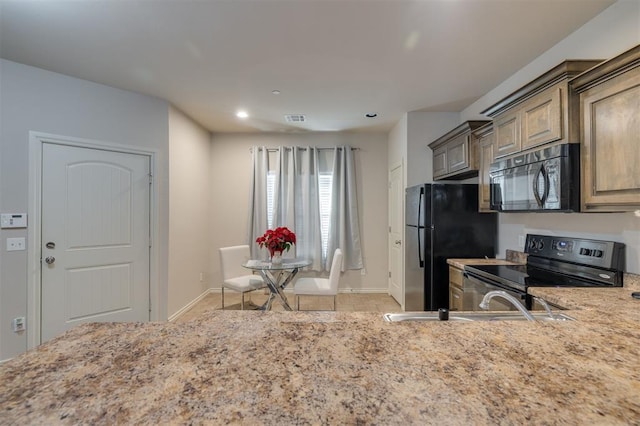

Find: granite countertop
<box><xmin>2</xmin><ymin>286</ymin><xmax>640</xmax><ymax>424</ymax></box>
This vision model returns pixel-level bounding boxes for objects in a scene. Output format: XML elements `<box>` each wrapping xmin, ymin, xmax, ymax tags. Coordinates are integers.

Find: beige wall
<box><xmin>406</xmin><ymin>111</ymin><xmax>460</xmax><ymax>187</ymax></box>
<box><xmin>168</xmin><ymin>107</ymin><xmax>212</xmax><ymax>317</ymax></box>
<box><xmin>388</xmin><ymin>113</ymin><xmax>407</xmax><ymax>174</ymax></box>
<box><xmin>458</xmin><ymin>0</ymin><xmax>640</xmax><ymax>273</ymax></box>
<box><xmin>210</xmin><ymin>132</ymin><xmax>389</xmax><ymax>292</ymax></box>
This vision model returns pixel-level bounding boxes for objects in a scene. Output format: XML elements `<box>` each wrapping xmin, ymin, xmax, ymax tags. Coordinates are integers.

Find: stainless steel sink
<box><xmin>383</xmin><ymin>312</ymin><xmax>575</xmax><ymax>322</ymax></box>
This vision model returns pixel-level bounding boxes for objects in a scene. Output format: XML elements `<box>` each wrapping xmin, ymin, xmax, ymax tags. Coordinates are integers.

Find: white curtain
<box><xmin>248</xmin><ymin>145</ymin><xmax>362</xmax><ymax>272</ymax></box>
<box><xmin>247</xmin><ymin>147</ymin><xmax>270</xmax><ymax>260</ymax></box>
<box><xmin>327</xmin><ymin>146</ymin><xmax>363</xmax><ymax>270</ymax></box>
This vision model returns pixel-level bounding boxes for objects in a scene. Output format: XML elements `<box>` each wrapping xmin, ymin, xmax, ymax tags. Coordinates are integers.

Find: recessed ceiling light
<box><xmin>272</xmin><ymin>90</ymin><xmax>281</xmax><ymax>95</ymax></box>
<box><xmin>236</xmin><ymin>110</ymin><xmax>249</xmax><ymax>119</ymax></box>
<box><xmin>365</xmin><ymin>113</ymin><xmax>378</xmax><ymax>118</ymax></box>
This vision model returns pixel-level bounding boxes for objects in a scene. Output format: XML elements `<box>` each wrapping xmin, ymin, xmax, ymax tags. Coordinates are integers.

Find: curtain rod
<box><xmin>250</xmin><ymin>147</ymin><xmax>359</xmax><ymax>152</ymax></box>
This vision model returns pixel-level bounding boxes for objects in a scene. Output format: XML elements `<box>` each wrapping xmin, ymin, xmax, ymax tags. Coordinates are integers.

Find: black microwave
<box><xmin>489</xmin><ymin>144</ymin><xmax>580</xmax><ymax>212</ymax></box>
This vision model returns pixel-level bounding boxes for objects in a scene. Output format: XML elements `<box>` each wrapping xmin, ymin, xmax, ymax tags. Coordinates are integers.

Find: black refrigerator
<box><xmin>405</xmin><ymin>184</ymin><xmax>497</xmax><ymax>311</ymax></box>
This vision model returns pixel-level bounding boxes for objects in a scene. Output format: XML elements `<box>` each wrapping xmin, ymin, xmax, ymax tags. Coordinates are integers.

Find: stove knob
<box><xmin>528</xmin><ymin>240</ymin><xmax>537</xmax><ymax>249</ymax></box>
<box><xmin>536</xmin><ymin>241</ymin><xmax>544</xmax><ymax>250</ymax></box>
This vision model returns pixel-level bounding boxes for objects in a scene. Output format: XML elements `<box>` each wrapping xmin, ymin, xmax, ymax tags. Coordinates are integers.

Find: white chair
<box><xmin>294</xmin><ymin>248</ymin><xmax>343</xmax><ymax>311</ymax></box>
<box><xmin>219</xmin><ymin>245</ymin><xmax>265</xmax><ymax>310</ymax></box>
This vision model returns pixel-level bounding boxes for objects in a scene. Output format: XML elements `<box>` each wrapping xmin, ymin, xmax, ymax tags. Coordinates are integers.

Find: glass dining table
<box><xmin>242</xmin><ymin>258</ymin><xmax>311</xmax><ymax>311</ymax></box>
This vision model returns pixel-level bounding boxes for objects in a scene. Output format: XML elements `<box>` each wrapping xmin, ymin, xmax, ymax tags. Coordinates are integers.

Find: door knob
<box><xmin>395</xmin><ymin>240</ymin><xmax>402</xmax><ymax>245</ymax></box>
<box><xmin>45</xmin><ymin>256</ymin><xmax>55</xmax><ymax>265</ymax></box>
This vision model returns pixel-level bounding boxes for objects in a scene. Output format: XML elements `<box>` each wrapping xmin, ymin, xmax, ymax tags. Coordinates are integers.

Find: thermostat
<box><xmin>1</xmin><ymin>213</ymin><xmax>27</xmax><ymax>229</ymax></box>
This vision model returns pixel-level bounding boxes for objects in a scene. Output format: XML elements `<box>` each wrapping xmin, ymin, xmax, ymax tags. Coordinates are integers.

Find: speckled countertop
<box><xmin>2</xmin><ymin>283</ymin><xmax>640</xmax><ymax>424</ymax></box>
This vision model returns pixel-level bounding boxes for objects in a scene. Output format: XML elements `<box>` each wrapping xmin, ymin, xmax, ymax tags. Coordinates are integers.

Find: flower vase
<box><xmin>271</xmin><ymin>250</ymin><xmax>283</xmax><ymax>265</ymax></box>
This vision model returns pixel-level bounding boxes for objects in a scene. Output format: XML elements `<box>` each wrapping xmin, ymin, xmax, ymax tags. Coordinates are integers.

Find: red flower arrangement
<box><xmin>256</xmin><ymin>226</ymin><xmax>297</xmax><ymax>257</ymax></box>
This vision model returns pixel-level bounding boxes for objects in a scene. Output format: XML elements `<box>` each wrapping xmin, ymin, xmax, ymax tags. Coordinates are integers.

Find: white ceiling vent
<box><xmin>284</xmin><ymin>114</ymin><xmax>306</xmax><ymax>123</ymax></box>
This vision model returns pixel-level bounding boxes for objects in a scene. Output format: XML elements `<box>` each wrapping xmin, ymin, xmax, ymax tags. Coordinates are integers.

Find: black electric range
<box><xmin>464</xmin><ymin>234</ymin><xmax>625</xmax><ymax>309</ymax></box>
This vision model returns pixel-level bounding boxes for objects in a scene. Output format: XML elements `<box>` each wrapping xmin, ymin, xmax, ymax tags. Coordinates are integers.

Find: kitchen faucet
<box><xmin>479</xmin><ymin>291</ymin><xmax>536</xmax><ymax>321</ymax></box>
<box><xmin>534</xmin><ymin>297</ymin><xmax>555</xmax><ymax>319</ymax></box>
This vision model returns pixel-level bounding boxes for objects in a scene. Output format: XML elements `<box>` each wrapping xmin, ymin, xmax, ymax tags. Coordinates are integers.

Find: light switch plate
<box><xmin>6</xmin><ymin>237</ymin><xmax>26</xmax><ymax>251</ymax></box>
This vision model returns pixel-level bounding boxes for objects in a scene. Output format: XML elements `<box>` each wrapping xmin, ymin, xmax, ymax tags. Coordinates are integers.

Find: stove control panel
<box><xmin>525</xmin><ymin>234</ymin><xmax>625</xmax><ymax>271</ymax></box>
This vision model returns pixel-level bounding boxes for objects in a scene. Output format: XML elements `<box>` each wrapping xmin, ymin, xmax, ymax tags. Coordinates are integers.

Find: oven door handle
<box><xmin>464</xmin><ymin>272</ymin><xmax>526</xmax><ymax>297</ymax></box>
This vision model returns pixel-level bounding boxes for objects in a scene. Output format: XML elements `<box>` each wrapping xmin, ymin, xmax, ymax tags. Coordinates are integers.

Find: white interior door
<box><xmin>388</xmin><ymin>164</ymin><xmax>403</xmax><ymax>307</ymax></box>
<box><xmin>41</xmin><ymin>143</ymin><xmax>151</xmax><ymax>342</ymax></box>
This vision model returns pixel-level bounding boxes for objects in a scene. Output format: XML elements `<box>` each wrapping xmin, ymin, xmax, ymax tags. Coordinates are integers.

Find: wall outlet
<box><xmin>199</xmin><ymin>272</ymin><xmax>205</xmax><ymax>282</ymax></box>
<box><xmin>6</xmin><ymin>237</ymin><xmax>26</xmax><ymax>251</ymax></box>
<box><xmin>518</xmin><ymin>235</ymin><xmax>525</xmax><ymax>249</ymax></box>
<box><xmin>12</xmin><ymin>317</ymin><xmax>26</xmax><ymax>333</ymax></box>
<box><xmin>360</xmin><ymin>268</ymin><xmax>366</xmax><ymax>276</ymax></box>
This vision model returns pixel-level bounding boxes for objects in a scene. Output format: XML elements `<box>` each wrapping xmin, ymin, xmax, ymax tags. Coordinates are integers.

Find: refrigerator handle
<box><xmin>418</xmin><ymin>187</ymin><xmax>424</xmax><ymax>228</ymax></box>
<box><xmin>418</xmin><ymin>187</ymin><xmax>424</xmax><ymax>267</ymax></box>
<box><xmin>418</xmin><ymin>227</ymin><xmax>424</xmax><ymax>268</ymax></box>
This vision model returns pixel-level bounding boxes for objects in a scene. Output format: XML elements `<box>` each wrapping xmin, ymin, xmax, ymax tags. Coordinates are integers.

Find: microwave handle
<box><xmin>541</xmin><ymin>164</ymin><xmax>550</xmax><ymax>204</ymax></box>
<box><xmin>532</xmin><ymin>165</ymin><xmax>544</xmax><ymax>207</ymax></box>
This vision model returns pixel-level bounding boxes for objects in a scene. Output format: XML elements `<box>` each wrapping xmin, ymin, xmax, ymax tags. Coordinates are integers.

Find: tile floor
<box><xmin>174</xmin><ymin>290</ymin><xmax>402</xmax><ymax>323</ymax></box>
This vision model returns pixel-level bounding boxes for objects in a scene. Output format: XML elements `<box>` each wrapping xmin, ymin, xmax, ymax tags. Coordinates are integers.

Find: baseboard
<box><xmin>337</xmin><ymin>288</ymin><xmax>390</xmax><ymax>294</ymax></box>
<box><xmin>168</xmin><ymin>288</ymin><xmax>215</xmax><ymax>322</ymax></box>
<box><xmin>209</xmin><ymin>287</ymin><xmax>389</xmax><ymax>294</ymax></box>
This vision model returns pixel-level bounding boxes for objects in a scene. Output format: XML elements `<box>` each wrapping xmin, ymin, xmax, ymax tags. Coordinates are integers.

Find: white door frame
<box><xmin>388</xmin><ymin>161</ymin><xmax>404</xmax><ymax>309</ymax></box>
<box><xmin>27</xmin><ymin>131</ymin><xmax>160</xmax><ymax>349</ymax></box>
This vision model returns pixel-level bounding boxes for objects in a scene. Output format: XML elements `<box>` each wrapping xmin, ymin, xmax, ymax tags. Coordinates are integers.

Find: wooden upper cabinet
<box><xmin>432</xmin><ymin>146</ymin><xmax>448</xmax><ymax>178</ymax></box>
<box><xmin>572</xmin><ymin>45</ymin><xmax>640</xmax><ymax>212</ymax></box>
<box><xmin>473</xmin><ymin>123</ymin><xmax>495</xmax><ymax>212</ymax></box>
<box><xmin>494</xmin><ymin>109</ymin><xmax>520</xmax><ymax>157</ymax></box>
<box><xmin>428</xmin><ymin>121</ymin><xmax>489</xmax><ymax>180</ymax></box>
<box><xmin>447</xmin><ymin>134</ymin><xmax>470</xmax><ymax>174</ymax></box>
<box><xmin>482</xmin><ymin>60</ymin><xmax>601</xmax><ymax>162</ymax></box>
<box><xmin>521</xmin><ymin>86</ymin><xmax>562</xmax><ymax>150</ymax></box>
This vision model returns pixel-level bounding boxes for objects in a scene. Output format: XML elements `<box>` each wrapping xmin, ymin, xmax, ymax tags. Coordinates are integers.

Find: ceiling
<box><xmin>0</xmin><ymin>0</ymin><xmax>616</xmax><ymax>134</ymax></box>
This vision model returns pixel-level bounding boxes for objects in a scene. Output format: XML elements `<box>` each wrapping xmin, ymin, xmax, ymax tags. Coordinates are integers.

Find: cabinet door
<box><xmin>446</xmin><ymin>134</ymin><xmax>470</xmax><ymax>174</ymax></box>
<box><xmin>581</xmin><ymin>66</ymin><xmax>640</xmax><ymax>211</ymax></box>
<box><xmin>521</xmin><ymin>86</ymin><xmax>563</xmax><ymax>150</ymax></box>
<box><xmin>450</xmin><ymin>286</ymin><xmax>463</xmax><ymax>311</ymax></box>
<box><xmin>449</xmin><ymin>266</ymin><xmax>463</xmax><ymax>287</ymax></box>
<box><xmin>449</xmin><ymin>266</ymin><xmax>464</xmax><ymax>311</ymax></box>
<box><xmin>478</xmin><ymin>132</ymin><xmax>495</xmax><ymax>211</ymax></box>
<box><xmin>432</xmin><ymin>146</ymin><xmax>448</xmax><ymax>178</ymax></box>
<box><xmin>494</xmin><ymin>110</ymin><xmax>521</xmax><ymax>158</ymax></box>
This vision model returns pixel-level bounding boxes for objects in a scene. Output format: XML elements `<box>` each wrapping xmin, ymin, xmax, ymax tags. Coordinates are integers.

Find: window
<box><xmin>250</xmin><ymin>145</ymin><xmax>362</xmax><ymax>271</ymax></box>
<box><xmin>266</xmin><ymin>171</ymin><xmax>276</xmax><ymax>230</ymax></box>
<box><xmin>266</xmin><ymin>171</ymin><xmax>333</xmax><ymax>260</ymax></box>
<box><xmin>318</xmin><ymin>173</ymin><xmax>332</xmax><ymax>259</ymax></box>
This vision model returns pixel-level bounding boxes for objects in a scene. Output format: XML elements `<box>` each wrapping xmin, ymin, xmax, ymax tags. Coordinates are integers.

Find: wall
<box><xmin>167</xmin><ymin>106</ymin><xmax>212</xmax><ymax>317</ymax></box>
<box><xmin>210</xmin><ymin>132</ymin><xmax>388</xmax><ymax>292</ymax></box>
<box><xmin>0</xmin><ymin>60</ymin><xmax>171</xmax><ymax>360</ymax></box>
<box><xmin>388</xmin><ymin>113</ymin><xmax>407</xmax><ymax>176</ymax></box>
<box><xmin>457</xmin><ymin>0</ymin><xmax>640</xmax><ymax>273</ymax></box>
<box><xmin>406</xmin><ymin>111</ymin><xmax>460</xmax><ymax>187</ymax></box>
